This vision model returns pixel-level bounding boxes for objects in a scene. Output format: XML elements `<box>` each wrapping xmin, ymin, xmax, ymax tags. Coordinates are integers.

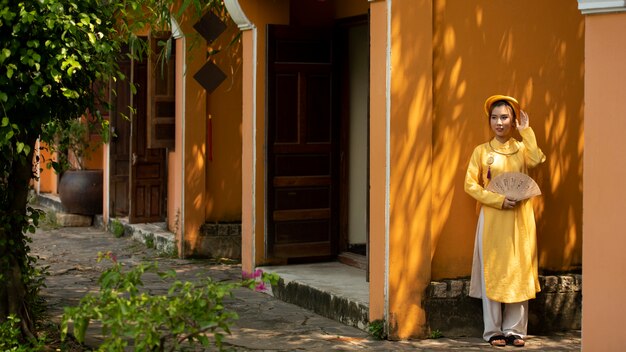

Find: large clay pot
<box><xmin>58</xmin><ymin>170</ymin><xmax>103</xmax><ymax>215</ymax></box>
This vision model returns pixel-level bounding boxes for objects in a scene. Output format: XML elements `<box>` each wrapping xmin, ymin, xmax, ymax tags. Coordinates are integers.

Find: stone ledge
<box><xmin>192</xmin><ymin>222</ymin><xmax>242</xmax><ymax>259</ymax></box>
<box><xmin>425</xmin><ymin>274</ymin><xmax>582</xmax><ymax>336</ymax></box>
<box><xmin>200</xmin><ymin>222</ymin><xmax>241</xmax><ymax>237</ymax></box>
<box><xmin>271</xmin><ymin>278</ymin><xmax>370</xmax><ymax>331</ymax></box>
<box><xmin>55</xmin><ymin>212</ymin><xmax>93</xmax><ymax>227</ymax></box>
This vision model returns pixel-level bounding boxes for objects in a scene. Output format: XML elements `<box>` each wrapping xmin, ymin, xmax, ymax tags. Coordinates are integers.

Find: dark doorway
<box><xmin>110</xmin><ymin>45</ymin><xmax>167</xmax><ymax>223</ymax></box>
<box><xmin>109</xmin><ymin>57</ymin><xmax>131</xmax><ymax>217</ymax></box>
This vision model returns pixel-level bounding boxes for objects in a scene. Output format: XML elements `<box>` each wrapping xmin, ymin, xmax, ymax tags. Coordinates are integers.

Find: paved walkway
<box><xmin>31</xmin><ymin>223</ymin><xmax>581</xmax><ymax>351</ymax></box>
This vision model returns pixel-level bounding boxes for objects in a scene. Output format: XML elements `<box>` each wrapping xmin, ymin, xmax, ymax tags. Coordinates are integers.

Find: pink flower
<box><xmin>255</xmin><ymin>282</ymin><xmax>267</xmax><ymax>291</ymax></box>
<box><xmin>242</xmin><ymin>271</ymin><xmax>254</xmax><ymax>279</ymax></box>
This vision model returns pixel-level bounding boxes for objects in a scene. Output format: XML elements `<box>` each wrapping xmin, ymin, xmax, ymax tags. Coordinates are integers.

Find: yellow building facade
<box><xmin>36</xmin><ymin>0</ymin><xmax>590</xmax><ymax>341</ymax></box>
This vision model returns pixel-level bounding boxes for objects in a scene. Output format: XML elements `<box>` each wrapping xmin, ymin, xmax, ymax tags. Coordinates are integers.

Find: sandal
<box><xmin>506</xmin><ymin>334</ymin><xmax>525</xmax><ymax>347</ymax></box>
<box><xmin>489</xmin><ymin>335</ymin><xmax>506</xmax><ymax>347</ymax></box>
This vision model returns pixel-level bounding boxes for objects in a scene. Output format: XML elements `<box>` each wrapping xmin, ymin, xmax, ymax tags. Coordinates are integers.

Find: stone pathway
<box><xmin>31</xmin><ymin>223</ymin><xmax>581</xmax><ymax>351</ymax></box>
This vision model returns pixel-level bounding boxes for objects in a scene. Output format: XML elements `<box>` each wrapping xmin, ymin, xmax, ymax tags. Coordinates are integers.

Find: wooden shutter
<box><xmin>147</xmin><ymin>31</ymin><xmax>176</xmax><ymax>149</ymax></box>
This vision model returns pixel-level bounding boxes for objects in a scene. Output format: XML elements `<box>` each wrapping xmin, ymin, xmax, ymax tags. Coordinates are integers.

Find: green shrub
<box><xmin>0</xmin><ymin>315</ymin><xmax>45</xmax><ymax>351</ymax></box>
<box><xmin>368</xmin><ymin>319</ymin><xmax>386</xmax><ymax>340</ymax></box>
<box><xmin>110</xmin><ymin>219</ymin><xmax>124</xmax><ymax>238</ymax></box>
<box><xmin>430</xmin><ymin>329</ymin><xmax>443</xmax><ymax>339</ymax></box>
<box><xmin>62</xmin><ymin>251</ymin><xmax>278</xmax><ymax>351</ymax></box>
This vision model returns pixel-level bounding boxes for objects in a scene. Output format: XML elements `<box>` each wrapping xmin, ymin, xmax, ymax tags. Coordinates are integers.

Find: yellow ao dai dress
<box><xmin>464</xmin><ymin>127</ymin><xmax>546</xmax><ymax>303</ymax></box>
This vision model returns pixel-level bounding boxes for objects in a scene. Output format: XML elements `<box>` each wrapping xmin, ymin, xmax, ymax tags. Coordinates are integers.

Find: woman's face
<box><xmin>490</xmin><ymin>104</ymin><xmax>515</xmax><ymax>142</ymax></box>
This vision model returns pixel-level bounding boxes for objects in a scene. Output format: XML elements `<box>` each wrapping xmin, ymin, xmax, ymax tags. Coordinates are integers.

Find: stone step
<box><xmin>260</xmin><ymin>262</ymin><xmax>581</xmax><ymax>337</ymax></box>
<box><xmin>260</xmin><ymin>262</ymin><xmax>370</xmax><ymax>331</ymax></box>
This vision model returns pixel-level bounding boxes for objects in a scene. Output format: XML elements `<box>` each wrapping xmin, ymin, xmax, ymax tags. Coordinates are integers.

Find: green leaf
<box><xmin>1</xmin><ymin>117</ymin><xmax>7</xmax><ymax>127</ymax></box>
<box><xmin>88</xmin><ymin>32</ymin><xmax>96</xmax><ymax>44</ymax></box>
<box><xmin>16</xmin><ymin>142</ymin><xmax>23</xmax><ymax>153</ymax></box>
<box><xmin>0</xmin><ymin>48</ymin><xmax>10</xmax><ymax>63</ymax></box>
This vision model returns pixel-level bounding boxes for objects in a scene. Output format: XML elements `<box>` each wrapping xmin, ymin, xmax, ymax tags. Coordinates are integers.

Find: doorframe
<box><xmin>335</xmin><ymin>15</ymin><xmax>370</xmax><ymax>279</ymax></box>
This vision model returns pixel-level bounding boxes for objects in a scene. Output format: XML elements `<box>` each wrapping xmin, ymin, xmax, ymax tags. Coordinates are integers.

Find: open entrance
<box><xmin>266</xmin><ymin>14</ymin><xmax>370</xmax><ymax>271</ymax></box>
<box><xmin>109</xmin><ymin>44</ymin><xmax>167</xmax><ymax>224</ymax></box>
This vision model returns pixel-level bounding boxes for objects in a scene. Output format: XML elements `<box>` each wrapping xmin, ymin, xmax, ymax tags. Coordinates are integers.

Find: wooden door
<box><xmin>109</xmin><ymin>58</ymin><xmax>131</xmax><ymax>217</ymax></box>
<box><xmin>129</xmin><ymin>58</ymin><xmax>167</xmax><ymax>223</ymax></box>
<box><xmin>267</xmin><ymin>25</ymin><xmax>338</xmax><ymax>259</ymax></box>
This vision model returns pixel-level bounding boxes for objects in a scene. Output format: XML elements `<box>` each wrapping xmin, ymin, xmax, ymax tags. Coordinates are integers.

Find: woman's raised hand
<box><xmin>517</xmin><ymin>110</ymin><xmax>529</xmax><ymax>131</ymax></box>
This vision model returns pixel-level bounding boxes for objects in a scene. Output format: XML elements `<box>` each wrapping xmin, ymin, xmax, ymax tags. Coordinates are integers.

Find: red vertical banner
<box><xmin>208</xmin><ymin>114</ymin><xmax>213</xmax><ymax>161</ymax></box>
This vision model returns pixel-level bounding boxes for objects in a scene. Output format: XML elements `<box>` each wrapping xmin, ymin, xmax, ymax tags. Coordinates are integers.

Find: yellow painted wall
<box><xmin>582</xmin><ymin>11</ymin><xmax>626</xmax><ymax>351</ymax></box>
<box><xmin>431</xmin><ymin>0</ymin><xmax>584</xmax><ymax>279</ymax></box>
<box><xmin>205</xmin><ymin>18</ymin><xmax>243</xmax><ymax>222</ymax></box>
<box><xmin>177</xmin><ymin>8</ymin><xmax>208</xmax><ymax>256</ymax></box>
<box><xmin>368</xmin><ymin>0</ymin><xmax>387</xmax><ymax>326</ymax></box>
<box><xmin>388</xmin><ymin>0</ymin><xmax>434</xmax><ymax>339</ymax></box>
<box><xmin>167</xmin><ymin>38</ymin><xmax>184</xmax><ymax>242</ymax></box>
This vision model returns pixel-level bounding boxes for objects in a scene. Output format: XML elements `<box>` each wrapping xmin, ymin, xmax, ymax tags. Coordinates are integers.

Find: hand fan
<box><xmin>485</xmin><ymin>172</ymin><xmax>541</xmax><ymax>201</ymax></box>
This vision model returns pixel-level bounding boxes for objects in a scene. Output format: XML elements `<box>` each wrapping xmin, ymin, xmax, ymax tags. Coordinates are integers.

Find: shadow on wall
<box><xmin>428</xmin><ymin>0</ymin><xmax>584</xmax><ymax>280</ymax></box>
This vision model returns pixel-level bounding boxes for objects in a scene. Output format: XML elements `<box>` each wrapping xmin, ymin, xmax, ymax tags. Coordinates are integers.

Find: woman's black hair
<box><xmin>489</xmin><ymin>100</ymin><xmax>517</xmax><ymax>123</ymax></box>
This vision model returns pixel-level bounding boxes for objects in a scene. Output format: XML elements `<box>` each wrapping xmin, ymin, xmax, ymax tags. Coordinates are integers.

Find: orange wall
<box><xmin>36</xmin><ymin>141</ymin><xmax>58</xmax><ymax>194</ymax></box>
<box><xmin>583</xmin><ymin>11</ymin><xmax>626</xmax><ymax>351</ymax></box>
<box><xmin>387</xmin><ymin>0</ymin><xmax>434</xmax><ymax>339</ymax></box>
<box><xmin>167</xmin><ymin>37</ymin><xmax>185</xmax><ymax>242</ymax></box>
<box><xmin>205</xmin><ymin>18</ymin><xmax>244</xmax><ymax>222</ymax></box>
<box><xmin>368</xmin><ymin>0</ymin><xmax>387</xmax><ymax>327</ymax></box>
<box><xmin>178</xmin><ymin>8</ymin><xmax>208</xmax><ymax>257</ymax></box>
<box><xmin>431</xmin><ymin>0</ymin><xmax>584</xmax><ymax>279</ymax></box>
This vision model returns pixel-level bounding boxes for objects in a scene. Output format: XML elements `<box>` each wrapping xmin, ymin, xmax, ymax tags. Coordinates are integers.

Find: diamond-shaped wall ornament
<box><xmin>193</xmin><ymin>61</ymin><xmax>227</xmax><ymax>94</ymax></box>
<box><xmin>193</xmin><ymin>11</ymin><xmax>227</xmax><ymax>43</ymax></box>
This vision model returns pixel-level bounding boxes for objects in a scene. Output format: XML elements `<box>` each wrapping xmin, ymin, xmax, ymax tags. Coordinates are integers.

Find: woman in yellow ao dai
<box><xmin>464</xmin><ymin>95</ymin><xmax>545</xmax><ymax>347</ymax></box>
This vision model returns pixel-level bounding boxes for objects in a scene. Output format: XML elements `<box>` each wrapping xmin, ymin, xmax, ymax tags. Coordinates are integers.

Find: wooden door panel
<box><xmin>134</xmin><ymin>183</ymin><xmax>162</xmax><ymax>218</ymax></box>
<box><xmin>305</xmin><ymin>74</ymin><xmax>332</xmax><ymax>143</ymax></box>
<box><xmin>275</xmin><ymin>220</ymin><xmax>330</xmax><ymax>243</ymax></box>
<box><xmin>274</xmin><ymin>74</ymin><xmax>299</xmax><ymax>143</ymax></box>
<box><xmin>267</xmin><ymin>25</ymin><xmax>338</xmax><ymax>259</ymax></box>
<box><xmin>274</xmin><ymin>187</ymin><xmax>330</xmax><ymax>210</ymax></box>
<box><xmin>274</xmin><ymin>154</ymin><xmax>330</xmax><ymax>176</ymax></box>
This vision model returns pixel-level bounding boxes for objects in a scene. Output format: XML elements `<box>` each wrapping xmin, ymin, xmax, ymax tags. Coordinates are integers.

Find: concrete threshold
<box><xmin>259</xmin><ymin>262</ymin><xmax>370</xmax><ymax>331</ymax></box>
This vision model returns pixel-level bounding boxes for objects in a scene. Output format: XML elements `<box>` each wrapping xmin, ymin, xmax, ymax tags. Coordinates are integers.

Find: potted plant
<box><xmin>44</xmin><ymin>116</ymin><xmax>109</xmax><ymax>215</ymax></box>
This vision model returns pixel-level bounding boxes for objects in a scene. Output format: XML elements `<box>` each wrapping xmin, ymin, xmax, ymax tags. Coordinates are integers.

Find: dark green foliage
<box><xmin>109</xmin><ymin>219</ymin><xmax>125</xmax><ymax>238</ymax></box>
<box><xmin>62</xmin><ymin>252</ymin><xmax>279</xmax><ymax>351</ymax></box>
<box><xmin>368</xmin><ymin>319</ymin><xmax>386</xmax><ymax>340</ymax></box>
<box><xmin>0</xmin><ymin>0</ymin><xmax>226</xmax><ymax>342</ymax></box>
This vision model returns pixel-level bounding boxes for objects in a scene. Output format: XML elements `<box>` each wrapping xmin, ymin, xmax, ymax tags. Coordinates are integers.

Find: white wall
<box><xmin>348</xmin><ymin>24</ymin><xmax>369</xmax><ymax>246</ymax></box>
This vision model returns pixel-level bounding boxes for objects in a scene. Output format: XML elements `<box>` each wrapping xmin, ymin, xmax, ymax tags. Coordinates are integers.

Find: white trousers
<box><xmin>476</xmin><ymin>209</ymin><xmax>528</xmax><ymax>341</ymax></box>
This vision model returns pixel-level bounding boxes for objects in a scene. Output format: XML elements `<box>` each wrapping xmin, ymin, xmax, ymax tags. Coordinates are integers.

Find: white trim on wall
<box><xmin>224</xmin><ymin>0</ymin><xmax>254</xmax><ymax>30</ymax></box>
<box><xmin>578</xmin><ymin>0</ymin><xmax>626</xmax><ymax>14</ymax></box>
